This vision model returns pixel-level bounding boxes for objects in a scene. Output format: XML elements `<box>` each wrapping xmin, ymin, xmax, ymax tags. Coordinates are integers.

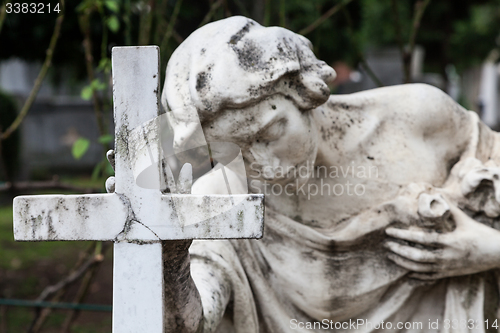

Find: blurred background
<box><xmin>0</xmin><ymin>0</ymin><xmax>499</xmax><ymax>331</ymax></box>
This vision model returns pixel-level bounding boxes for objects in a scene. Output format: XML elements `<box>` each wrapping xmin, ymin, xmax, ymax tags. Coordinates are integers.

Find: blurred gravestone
<box><xmin>0</xmin><ymin>59</ymin><xmax>104</xmax><ymax>178</ymax></box>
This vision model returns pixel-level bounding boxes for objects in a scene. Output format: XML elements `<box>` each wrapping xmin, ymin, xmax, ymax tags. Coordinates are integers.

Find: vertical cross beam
<box><xmin>111</xmin><ymin>46</ymin><xmax>164</xmax><ymax>333</ymax></box>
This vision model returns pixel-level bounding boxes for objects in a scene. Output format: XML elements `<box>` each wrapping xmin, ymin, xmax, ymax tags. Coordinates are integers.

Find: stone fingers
<box><xmin>178</xmin><ymin>163</ymin><xmax>193</xmax><ymax>194</ymax></box>
<box><xmin>105</xmin><ymin>150</ymin><xmax>116</xmax><ymax>193</ymax></box>
<box><xmin>160</xmin><ymin>162</ymin><xmax>193</xmax><ymax>194</ymax></box>
<box><xmin>384</xmin><ymin>241</ymin><xmax>439</xmax><ymax>263</ymax></box>
<box><xmin>385</xmin><ymin>227</ymin><xmax>441</xmax><ymax>245</ymax></box>
<box><xmin>106</xmin><ymin>149</ymin><xmax>116</xmax><ymax>171</ymax></box>
<box><xmin>105</xmin><ymin>176</ymin><xmax>116</xmax><ymax>193</ymax></box>
<box><xmin>386</xmin><ymin>253</ymin><xmax>437</xmax><ymax>273</ymax></box>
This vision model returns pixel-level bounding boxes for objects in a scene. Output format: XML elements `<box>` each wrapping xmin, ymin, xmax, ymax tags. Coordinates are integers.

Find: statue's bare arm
<box><xmin>162</xmin><ymin>240</ymin><xmax>232</xmax><ymax>333</ymax></box>
<box><xmin>162</xmin><ymin>240</ymin><xmax>204</xmax><ymax>333</ymax></box>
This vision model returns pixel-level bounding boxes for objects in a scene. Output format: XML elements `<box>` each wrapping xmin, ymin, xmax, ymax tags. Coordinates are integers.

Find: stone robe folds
<box><xmin>189</xmin><ymin>101</ymin><xmax>500</xmax><ymax>333</ymax></box>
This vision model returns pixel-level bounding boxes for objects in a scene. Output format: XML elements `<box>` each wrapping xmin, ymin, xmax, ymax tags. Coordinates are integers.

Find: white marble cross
<box><xmin>13</xmin><ymin>46</ymin><xmax>264</xmax><ymax>333</ymax></box>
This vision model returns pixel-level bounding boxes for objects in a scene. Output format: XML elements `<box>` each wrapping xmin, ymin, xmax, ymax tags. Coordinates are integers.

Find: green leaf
<box><xmin>97</xmin><ymin>58</ymin><xmax>111</xmax><ymax>73</ymax></box>
<box><xmin>91</xmin><ymin>161</ymin><xmax>103</xmax><ymax>180</ymax></box>
<box><xmin>104</xmin><ymin>0</ymin><xmax>119</xmax><ymax>13</ymax></box>
<box><xmin>98</xmin><ymin>134</ymin><xmax>114</xmax><ymax>145</ymax></box>
<box><xmin>76</xmin><ymin>0</ymin><xmax>99</xmax><ymax>13</ymax></box>
<box><xmin>107</xmin><ymin>16</ymin><xmax>120</xmax><ymax>33</ymax></box>
<box><xmin>105</xmin><ymin>162</ymin><xmax>115</xmax><ymax>176</ymax></box>
<box><xmin>81</xmin><ymin>85</ymin><xmax>93</xmax><ymax>101</ymax></box>
<box><xmin>76</xmin><ymin>0</ymin><xmax>90</xmax><ymax>13</ymax></box>
<box><xmin>90</xmin><ymin>79</ymin><xmax>106</xmax><ymax>91</ymax></box>
<box><xmin>72</xmin><ymin>138</ymin><xmax>91</xmax><ymax>160</ymax></box>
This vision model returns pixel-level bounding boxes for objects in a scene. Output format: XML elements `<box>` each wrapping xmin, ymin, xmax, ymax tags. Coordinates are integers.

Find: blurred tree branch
<box><xmin>279</xmin><ymin>0</ymin><xmax>286</xmax><ymax>27</ymax></box>
<box><xmin>123</xmin><ymin>0</ymin><xmax>132</xmax><ymax>45</ymax></box>
<box><xmin>199</xmin><ymin>0</ymin><xmax>223</xmax><ymax>27</ymax></box>
<box><xmin>233</xmin><ymin>0</ymin><xmax>249</xmax><ymax>18</ymax></box>
<box><xmin>172</xmin><ymin>29</ymin><xmax>184</xmax><ymax>44</ymax></box>
<box><xmin>404</xmin><ymin>0</ymin><xmax>431</xmax><ymax>83</ymax></box>
<box><xmin>390</xmin><ymin>0</ymin><xmax>406</xmax><ymax>80</ymax></box>
<box><xmin>60</xmin><ymin>242</ymin><xmax>108</xmax><ymax>333</ymax></box>
<box><xmin>78</xmin><ymin>9</ymin><xmax>107</xmax><ymax>138</ymax></box>
<box><xmin>299</xmin><ymin>0</ymin><xmax>354</xmax><ymax>36</ymax></box>
<box><xmin>160</xmin><ymin>0</ymin><xmax>183</xmax><ymax>50</ymax></box>
<box><xmin>153</xmin><ymin>0</ymin><xmax>170</xmax><ymax>46</ymax></box>
<box><xmin>409</xmin><ymin>0</ymin><xmax>431</xmax><ymax>59</ymax></box>
<box><xmin>262</xmin><ymin>0</ymin><xmax>270</xmax><ymax>26</ymax></box>
<box><xmin>342</xmin><ymin>6</ymin><xmax>383</xmax><ymax>87</ymax></box>
<box><xmin>0</xmin><ymin>0</ymin><xmax>65</xmax><ymax>141</ymax></box>
<box><xmin>0</xmin><ymin>0</ymin><xmax>10</xmax><ymax>35</ymax></box>
<box><xmin>28</xmin><ymin>242</ymin><xmax>108</xmax><ymax>333</ymax></box>
<box><xmin>139</xmin><ymin>0</ymin><xmax>155</xmax><ymax>45</ymax></box>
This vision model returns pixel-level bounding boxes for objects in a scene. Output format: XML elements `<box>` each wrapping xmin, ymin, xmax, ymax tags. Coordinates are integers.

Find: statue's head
<box><xmin>162</xmin><ymin>16</ymin><xmax>335</xmax><ymax>184</ymax></box>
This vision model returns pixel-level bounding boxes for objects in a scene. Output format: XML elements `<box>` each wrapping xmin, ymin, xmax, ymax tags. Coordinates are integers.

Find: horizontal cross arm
<box><xmin>13</xmin><ymin>194</ymin><xmax>127</xmax><ymax>241</ymax></box>
<box><xmin>14</xmin><ymin>193</ymin><xmax>264</xmax><ymax>241</ymax></box>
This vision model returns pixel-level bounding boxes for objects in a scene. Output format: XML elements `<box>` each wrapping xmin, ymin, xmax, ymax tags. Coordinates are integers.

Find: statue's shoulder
<box><xmin>328</xmin><ymin>83</ymin><xmax>460</xmax><ymax>115</ymax></box>
<box><xmin>326</xmin><ymin>83</ymin><xmax>472</xmax><ymax>139</ymax></box>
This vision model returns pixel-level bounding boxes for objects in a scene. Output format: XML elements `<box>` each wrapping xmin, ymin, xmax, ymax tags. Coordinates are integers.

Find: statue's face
<box><xmin>203</xmin><ymin>94</ymin><xmax>319</xmax><ymax>185</ymax></box>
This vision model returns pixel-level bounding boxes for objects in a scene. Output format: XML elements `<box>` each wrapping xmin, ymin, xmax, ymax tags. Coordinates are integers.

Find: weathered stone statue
<box><xmin>160</xmin><ymin>16</ymin><xmax>500</xmax><ymax>332</ymax></box>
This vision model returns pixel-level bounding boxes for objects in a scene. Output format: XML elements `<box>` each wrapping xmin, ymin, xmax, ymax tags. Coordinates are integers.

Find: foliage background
<box><xmin>0</xmin><ymin>0</ymin><xmax>499</xmax><ymax>332</ymax></box>
<box><xmin>1</xmin><ymin>0</ymin><xmax>499</xmax><ymax>90</ymax></box>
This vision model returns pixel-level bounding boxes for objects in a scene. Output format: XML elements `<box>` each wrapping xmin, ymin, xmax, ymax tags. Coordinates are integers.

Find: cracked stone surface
<box><xmin>13</xmin><ymin>193</ymin><xmax>264</xmax><ymax>241</ymax></box>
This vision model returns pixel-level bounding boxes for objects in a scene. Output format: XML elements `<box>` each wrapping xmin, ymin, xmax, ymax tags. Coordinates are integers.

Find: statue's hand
<box><xmin>460</xmin><ymin>160</ymin><xmax>500</xmax><ymax>217</ymax></box>
<box><xmin>384</xmin><ymin>205</ymin><xmax>500</xmax><ymax>280</ymax></box>
<box><xmin>105</xmin><ymin>150</ymin><xmax>116</xmax><ymax>193</ymax></box>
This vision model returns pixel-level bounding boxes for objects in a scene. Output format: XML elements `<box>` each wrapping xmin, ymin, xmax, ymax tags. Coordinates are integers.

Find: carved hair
<box><xmin>161</xmin><ymin>16</ymin><xmax>336</xmax><ymax>149</ymax></box>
